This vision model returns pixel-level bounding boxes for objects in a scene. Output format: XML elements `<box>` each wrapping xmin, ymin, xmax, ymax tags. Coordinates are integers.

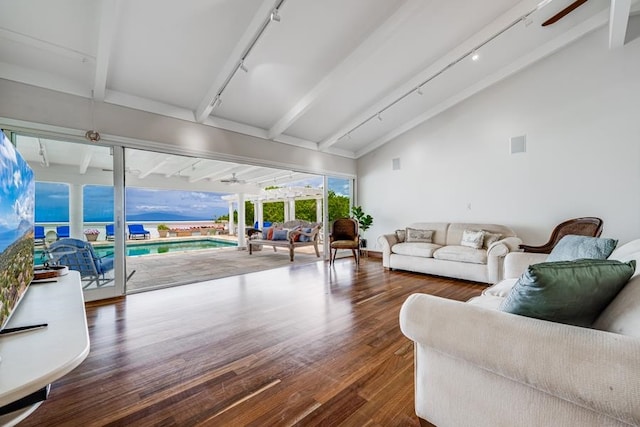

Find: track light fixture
<box><xmin>210</xmin><ymin>96</ymin><xmax>222</xmax><ymax>109</ymax></box>
<box><xmin>336</xmin><ymin>0</ymin><xmax>552</xmax><ymax>143</ymax></box>
<box><xmin>204</xmin><ymin>0</ymin><xmax>286</xmax><ymax>120</ymax></box>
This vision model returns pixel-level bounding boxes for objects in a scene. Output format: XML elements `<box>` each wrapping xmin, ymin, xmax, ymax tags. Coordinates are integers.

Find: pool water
<box><xmin>35</xmin><ymin>238</ymin><xmax>237</xmax><ymax>262</ymax></box>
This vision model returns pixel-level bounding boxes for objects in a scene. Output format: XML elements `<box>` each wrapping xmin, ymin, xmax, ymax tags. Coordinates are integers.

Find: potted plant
<box><xmin>351</xmin><ymin>206</ymin><xmax>374</xmax><ymax>248</ymax></box>
<box><xmin>157</xmin><ymin>223</ymin><xmax>170</xmax><ymax>238</ymax></box>
<box><xmin>84</xmin><ymin>228</ymin><xmax>100</xmax><ymax>242</ymax></box>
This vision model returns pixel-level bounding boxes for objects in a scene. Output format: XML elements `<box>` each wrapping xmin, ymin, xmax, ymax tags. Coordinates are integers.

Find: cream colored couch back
<box><xmin>406</xmin><ymin>222</ymin><xmax>517</xmax><ymax>247</ymax></box>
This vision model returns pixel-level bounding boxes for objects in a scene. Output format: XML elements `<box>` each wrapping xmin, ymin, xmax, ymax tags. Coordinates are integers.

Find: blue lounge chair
<box><xmin>127</xmin><ymin>224</ymin><xmax>150</xmax><ymax>240</ymax></box>
<box><xmin>105</xmin><ymin>224</ymin><xmax>115</xmax><ymax>241</ymax></box>
<box><xmin>34</xmin><ymin>226</ymin><xmax>45</xmax><ymax>245</ymax></box>
<box><xmin>56</xmin><ymin>225</ymin><xmax>70</xmax><ymax>239</ymax></box>
<box><xmin>48</xmin><ymin>238</ymin><xmax>115</xmax><ymax>288</ymax></box>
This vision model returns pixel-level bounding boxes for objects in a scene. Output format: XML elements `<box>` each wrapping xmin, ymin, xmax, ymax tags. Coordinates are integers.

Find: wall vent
<box><xmin>392</xmin><ymin>157</ymin><xmax>401</xmax><ymax>170</ymax></box>
<box><xmin>510</xmin><ymin>135</ymin><xmax>526</xmax><ymax>154</ymax></box>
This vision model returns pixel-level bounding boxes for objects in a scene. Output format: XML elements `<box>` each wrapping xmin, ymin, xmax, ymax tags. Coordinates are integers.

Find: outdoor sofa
<box><xmin>247</xmin><ymin>220</ymin><xmax>321</xmax><ymax>262</ymax></box>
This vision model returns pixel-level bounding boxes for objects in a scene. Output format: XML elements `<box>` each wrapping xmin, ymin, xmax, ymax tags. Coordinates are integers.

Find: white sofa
<box><xmin>400</xmin><ymin>238</ymin><xmax>640</xmax><ymax>427</ymax></box>
<box><xmin>378</xmin><ymin>222</ymin><xmax>522</xmax><ymax>284</ymax></box>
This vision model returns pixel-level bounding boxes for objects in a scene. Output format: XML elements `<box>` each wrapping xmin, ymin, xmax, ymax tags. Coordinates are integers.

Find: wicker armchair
<box><xmin>519</xmin><ymin>217</ymin><xmax>604</xmax><ymax>254</ymax></box>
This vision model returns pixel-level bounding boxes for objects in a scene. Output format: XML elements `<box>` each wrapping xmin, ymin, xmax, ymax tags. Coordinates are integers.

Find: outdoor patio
<box><xmin>124</xmin><ymin>240</ymin><xmax>324</xmax><ymax>292</ymax></box>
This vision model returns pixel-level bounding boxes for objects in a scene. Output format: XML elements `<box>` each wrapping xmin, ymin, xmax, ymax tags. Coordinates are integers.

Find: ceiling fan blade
<box><xmin>542</xmin><ymin>0</ymin><xmax>588</xmax><ymax>26</ymax></box>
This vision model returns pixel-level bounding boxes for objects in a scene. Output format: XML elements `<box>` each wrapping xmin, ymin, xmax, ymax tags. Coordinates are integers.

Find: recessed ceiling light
<box><xmin>471</xmin><ymin>51</ymin><xmax>480</xmax><ymax>61</ymax></box>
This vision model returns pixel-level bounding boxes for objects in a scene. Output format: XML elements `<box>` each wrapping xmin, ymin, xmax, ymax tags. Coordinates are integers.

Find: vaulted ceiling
<box><xmin>0</xmin><ymin>0</ymin><xmax>636</xmax><ymax>160</ymax></box>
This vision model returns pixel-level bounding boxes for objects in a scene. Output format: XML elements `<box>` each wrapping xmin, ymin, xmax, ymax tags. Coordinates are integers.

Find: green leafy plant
<box><xmin>157</xmin><ymin>224</ymin><xmax>170</xmax><ymax>231</ymax></box>
<box><xmin>351</xmin><ymin>206</ymin><xmax>373</xmax><ymax>233</ymax></box>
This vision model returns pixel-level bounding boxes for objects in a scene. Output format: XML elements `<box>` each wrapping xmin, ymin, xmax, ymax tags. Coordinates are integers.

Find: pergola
<box><xmin>222</xmin><ymin>187</ymin><xmax>323</xmax><ymax>246</ymax></box>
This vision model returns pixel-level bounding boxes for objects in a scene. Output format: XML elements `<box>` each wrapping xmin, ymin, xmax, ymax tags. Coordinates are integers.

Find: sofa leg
<box><xmin>249</xmin><ymin>244</ymin><xmax>253</xmax><ymax>255</ymax></box>
<box><xmin>289</xmin><ymin>247</ymin><xmax>294</xmax><ymax>262</ymax></box>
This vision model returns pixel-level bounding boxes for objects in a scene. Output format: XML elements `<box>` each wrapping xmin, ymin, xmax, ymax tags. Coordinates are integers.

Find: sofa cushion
<box><xmin>406</xmin><ymin>227</ymin><xmax>434</xmax><ymax>243</ymax></box>
<box><xmin>593</xmin><ymin>274</ymin><xmax>640</xmax><ymax>338</ymax></box>
<box><xmin>392</xmin><ymin>242</ymin><xmax>441</xmax><ymax>258</ymax></box>
<box><xmin>467</xmin><ymin>295</ymin><xmax>504</xmax><ymax>310</ymax></box>
<box><xmin>433</xmin><ymin>245</ymin><xmax>487</xmax><ymax>265</ymax></box>
<box><xmin>262</xmin><ymin>227</ymin><xmax>272</xmax><ymax>239</ymax></box>
<box><xmin>546</xmin><ymin>235</ymin><xmax>618</xmax><ymax>262</ymax></box>
<box><xmin>460</xmin><ymin>229</ymin><xmax>485</xmax><ymax>249</ymax></box>
<box><xmin>482</xmin><ymin>278</ymin><xmax>518</xmax><ymax>298</ymax></box>
<box><xmin>500</xmin><ymin>259</ymin><xmax>636</xmax><ymax>327</ymax></box>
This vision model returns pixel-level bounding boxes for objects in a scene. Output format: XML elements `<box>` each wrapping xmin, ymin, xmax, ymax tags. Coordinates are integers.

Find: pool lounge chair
<box><xmin>48</xmin><ymin>238</ymin><xmax>114</xmax><ymax>288</ymax></box>
<box><xmin>56</xmin><ymin>225</ymin><xmax>70</xmax><ymax>239</ymax></box>
<box><xmin>105</xmin><ymin>224</ymin><xmax>115</xmax><ymax>241</ymax></box>
<box><xmin>34</xmin><ymin>226</ymin><xmax>46</xmax><ymax>245</ymax></box>
<box><xmin>128</xmin><ymin>224</ymin><xmax>150</xmax><ymax>240</ymax></box>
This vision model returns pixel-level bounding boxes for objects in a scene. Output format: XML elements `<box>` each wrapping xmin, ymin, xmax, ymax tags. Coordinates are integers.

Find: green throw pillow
<box><xmin>500</xmin><ymin>259</ymin><xmax>636</xmax><ymax>327</ymax></box>
<box><xmin>546</xmin><ymin>235</ymin><xmax>617</xmax><ymax>262</ymax></box>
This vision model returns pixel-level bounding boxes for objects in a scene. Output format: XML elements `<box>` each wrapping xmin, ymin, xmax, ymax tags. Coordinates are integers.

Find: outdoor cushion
<box><xmin>298</xmin><ymin>227</ymin><xmax>313</xmax><ymax>242</ymax></box>
<box><xmin>262</xmin><ymin>227</ymin><xmax>272</xmax><ymax>239</ymax></box>
<box><xmin>500</xmin><ymin>259</ymin><xmax>636</xmax><ymax>327</ymax></box>
<box><xmin>272</xmin><ymin>229</ymin><xmax>289</xmax><ymax>240</ymax></box>
<box><xmin>391</xmin><ymin>242</ymin><xmax>441</xmax><ymax>258</ymax></box>
<box><xmin>433</xmin><ymin>245</ymin><xmax>487</xmax><ymax>265</ymax></box>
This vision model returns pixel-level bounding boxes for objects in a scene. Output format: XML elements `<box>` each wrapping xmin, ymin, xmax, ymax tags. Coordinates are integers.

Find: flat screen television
<box><xmin>0</xmin><ymin>130</ymin><xmax>35</xmax><ymax>330</ymax></box>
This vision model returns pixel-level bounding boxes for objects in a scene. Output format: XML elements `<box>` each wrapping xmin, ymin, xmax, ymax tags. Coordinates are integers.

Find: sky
<box><xmin>35</xmin><ymin>177</ymin><xmax>350</xmax><ymax>223</ymax></box>
<box><xmin>0</xmin><ymin>133</ymin><xmax>35</xmax><ymax>252</ymax></box>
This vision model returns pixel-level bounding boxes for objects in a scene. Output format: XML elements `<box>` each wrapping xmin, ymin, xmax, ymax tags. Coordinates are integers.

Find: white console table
<box><xmin>0</xmin><ymin>271</ymin><xmax>89</xmax><ymax>426</ymax></box>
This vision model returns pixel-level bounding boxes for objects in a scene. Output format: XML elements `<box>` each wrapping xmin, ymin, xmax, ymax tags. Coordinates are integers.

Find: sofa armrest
<box><xmin>377</xmin><ymin>234</ymin><xmax>398</xmax><ymax>268</ymax></box>
<box><xmin>400</xmin><ymin>293</ymin><xmax>640</xmax><ymax>425</ymax></box>
<box><xmin>503</xmin><ymin>251</ymin><xmax>548</xmax><ymax>279</ymax></box>
<box><xmin>485</xmin><ymin>236</ymin><xmax>522</xmax><ymax>283</ymax></box>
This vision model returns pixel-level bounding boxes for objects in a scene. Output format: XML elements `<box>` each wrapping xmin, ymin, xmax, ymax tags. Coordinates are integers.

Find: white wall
<box><xmin>358</xmin><ymin>19</ymin><xmax>640</xmax><ymax>248</ymax></box>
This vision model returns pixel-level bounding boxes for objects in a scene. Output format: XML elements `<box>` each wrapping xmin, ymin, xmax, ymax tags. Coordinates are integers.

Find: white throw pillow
<box><xmin>461</xmin><ymin>229</ymin><xmax>485</xmax><ymax>249</ymax></box>
<box><xmin>406</xmin><ymin>227</ymin><xmax>434</xmax><ymax>243</ymax></box>
<box><xmin>395</xmin><ymin>229</ymin><xmax>406</xmax><ymax>242</ymax></box>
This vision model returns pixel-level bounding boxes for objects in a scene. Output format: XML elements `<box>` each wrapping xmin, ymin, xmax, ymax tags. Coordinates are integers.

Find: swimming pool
<box><xmin>35</xmin><ymin>238</ymin><xmax>237</xmax><ymax>262</ymax></box>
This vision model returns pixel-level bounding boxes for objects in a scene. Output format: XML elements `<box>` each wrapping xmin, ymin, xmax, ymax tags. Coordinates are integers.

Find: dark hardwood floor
<box><xmin>21</xmin><ymin>258</ymin><xmax>483</xmax><ymax>426</ymax></box>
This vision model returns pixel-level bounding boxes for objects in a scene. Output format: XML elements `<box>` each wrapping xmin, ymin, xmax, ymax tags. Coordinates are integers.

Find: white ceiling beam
<box><xmin>79</xmin><ymin>149</ymin><xmax>93</xmax><ymax>174</ymax></box>
<box><xmin>138</xmin><ymin>156</ymin><xmax>172</xmax><ymax>179</ymax></box>
<box><xmin>193</xmin><ymin>0</ymin><xmax>277</xmax><ymax>123</ymax></box>
<box><xmin>266</xmin><ymin>0</ymin><xmax>423</xmax><ymax>140</ymax></box>
<box><xmin>609</xmin><ymin>0</ymin><xmax>632</xmax><ymax>49</ymax></box>
<box><xmin>188</xmin><ymin>164</ymin><xmax>236</xmax><ymax>183</ymax></box>
<box><xmin>92</xmin><ymin>0</ymin><xmax>121</xmax><ymax>101</ymax></box>
<box><xmin>318</xmin><ymin>0</ymin><xmax>553</xmax><ymax>152</ymax></box>
<box><xmin>0</xmin><ymin>61</ymin><xmax>91</xmax><ymax>98</ymax></box>
<box><xmin>0</xmin><ymin>27</ymin><xmax>94</xmax><ymax>63</ymax></box>
<box><xmin>355</xmin><ymin>6</ymin><xmax>611</xmax><ymax>158</ymax></box>
<box><xmin>164</xmin><ymin>158</ymin><xmax>197</xmax><ymax>178</ymax></box>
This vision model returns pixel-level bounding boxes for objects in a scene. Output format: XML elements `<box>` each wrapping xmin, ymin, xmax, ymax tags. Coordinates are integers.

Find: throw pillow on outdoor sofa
<box><xmin>272</xmin><ymin>229</ymin><xmax>289</xmax><ymax>240</ymax></box>
<box><xmin>500</xmin><ymin>259</ymin><xmax>636</xmax><ymax>327</ymax></box>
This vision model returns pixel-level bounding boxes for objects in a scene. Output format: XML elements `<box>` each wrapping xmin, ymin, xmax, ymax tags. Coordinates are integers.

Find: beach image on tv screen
<box><xmin>0</xmin><ymin>132</ymin><xmax>35</xmax><ymax>329</ymax></box>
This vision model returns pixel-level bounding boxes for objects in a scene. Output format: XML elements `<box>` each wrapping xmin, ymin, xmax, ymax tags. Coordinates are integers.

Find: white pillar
<box><xmin>237</xmin><ymin>193</ymin><xmax>246</xmax><ymax>248</ymax></box>
<box><xmin>257</xmin><ymin>201</ymin><xmax>264</xmax><ymax>228</ymax></box>
<box><xmin>69</xmin><ymin>184</ymin><xmax>84</xmax><ymax>239</ymax></box>
<box><xmin>253</xmin><ymin>201</ymin><xmax>258</xmax><ymax>229</ymax></box>
<box><xmin>288</xmin><ymin>199</ymin><xmax>296</xmax><ymax>220</ymax></box>
<box><xmin>228</xmin><ymin>201</ymin><xmax>234</xmax><ymax>236</ymax></box>
<box><xmin>315</xmin><ymin>197</ymin><xmax>322</xmax><ymax>222</ymax></box>
<box><xmin>283</xmin><ymin>200</ymin><xmax>290</xmax><ymax>222</ymax></box>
